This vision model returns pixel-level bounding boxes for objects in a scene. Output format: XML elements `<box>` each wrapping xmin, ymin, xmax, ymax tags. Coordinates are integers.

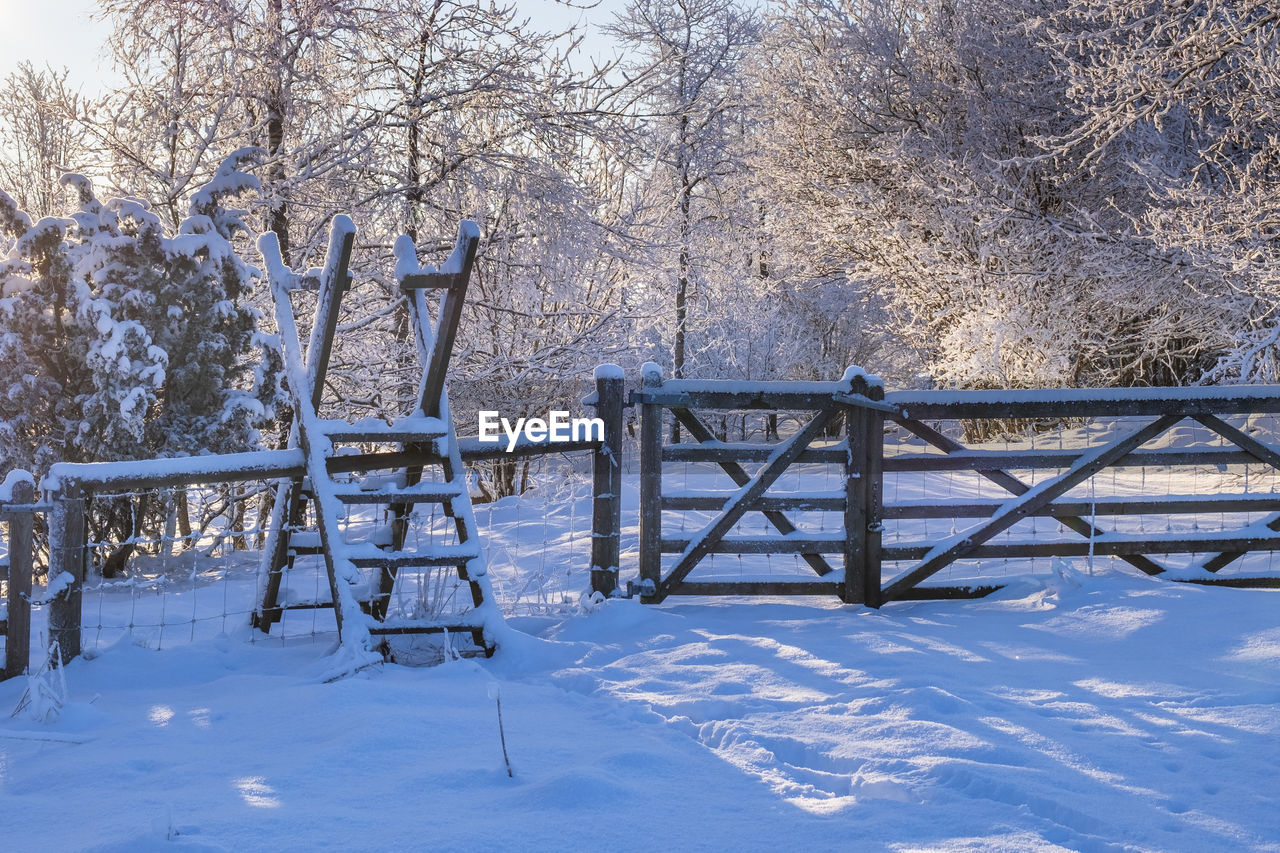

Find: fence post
<box><xmin>4</xmin><ymin>478</ymin><xmax>34</xmax><ymax>679</ymax></box>
<box><xmin>590</xmin><ymin>365</ymin><xmax>625</xmax><ymax>597</ymax></box>
<box><xmin>863</xmin><ymin>377</ymin><xmax>886</xmax><ymax>607</ymax></box>
<box><xmin>638</xmin><ymin>362</ymin><xmax>664</xmax><ymax>601</ymax></box>
<box><xmin>843</xmin><ymin>371</ymin><xmax>870</xmax><ymax>605</ymax></box>
<box><xmin>48</xmin><ymin>484</ymin><xmax>86</xmax><ymax>665</ymax></box>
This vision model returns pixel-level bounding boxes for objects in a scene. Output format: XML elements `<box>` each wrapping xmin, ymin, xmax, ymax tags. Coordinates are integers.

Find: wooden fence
<box><xmin>0</xmin><ymin>370</ymin><xmax>624</xmax><ymax>676</ymax></box>
<box><xmin>12</xmin><ymin>363</ymin><xmax>1280</xmax><ymax>676</ymax></box>
<box><xmin>636</xmin><ymin>366</ymin><xmax>1280</xmax><ymax>605</ymax></box>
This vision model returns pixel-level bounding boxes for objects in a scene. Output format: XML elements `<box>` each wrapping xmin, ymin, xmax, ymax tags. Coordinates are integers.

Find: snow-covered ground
<box><xmin>2</xmin><ymin>568</ymin><xmax>1280</xmax><ymax>851</ymax></box>
<box><xmin>5</xmin><ymin>421</ymin><xmax>1280</xmax><ymax>851</ymax></box>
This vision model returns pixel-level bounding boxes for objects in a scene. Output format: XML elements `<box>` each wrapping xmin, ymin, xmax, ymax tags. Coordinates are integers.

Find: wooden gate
<box><xmin>635</xmin><ymin>364</ymin><xmax>890</xmax><ymax>604</ymax></box>
<box><xmin>637</xmin><ymin>369</ymin><xmax>1280</xmax><ymax>605</ymax></box>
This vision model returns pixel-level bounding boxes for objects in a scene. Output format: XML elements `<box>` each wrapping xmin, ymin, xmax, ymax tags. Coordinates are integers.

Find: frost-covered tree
<box><xmin>0</xmin><ymin>152</ymin><xmax>278</xmax><ymax>472</ymax></box>
<box><xmin>605</xmin><ymin>0</ymin><xmax>760</xmax><ymax>380</ymax></box>
<box><xmin>1046</xmin><ymin>0</ymin><xmax>1280</xmax><ymax>383</ymax></box>
<box><xmin>746</xmin><ymin>0</ymin><xmax>1229</xmax><ymax>389</ymax></box>
<box><xmin>0</xmin><ymin>64</ymin><xmax>92</xmax><ymax>220</ymax></box>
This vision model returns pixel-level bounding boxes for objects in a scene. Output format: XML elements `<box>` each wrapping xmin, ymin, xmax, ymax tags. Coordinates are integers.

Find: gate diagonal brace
<box><xmin>670</xmin><ymin>407</ymin><xmax>836</xmax><ymax>578</ymax></box>
<box><xmin>892</xmin><ymin>417</ymin><xmax>1170</xmax><ymax>580</ymax></box>
<box><xmin>882</xmin><ymin>414</ymin><xmax>1182</xmax><ymax>601</ymax></box>
<box><xmin>659</xmin><ymin>407</ymin><xmax>840</xmax><ymax>599</ymax></box>
<box><xmin>1193</xmin><ymin>413</ymin><xmax>1280</xmax><ymax>573</ymax></box>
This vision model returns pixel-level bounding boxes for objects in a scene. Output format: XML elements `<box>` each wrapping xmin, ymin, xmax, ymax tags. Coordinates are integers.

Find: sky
<box><xmin>0</xmin><ymin>0</ymin><xmax>111</xmax><ymax>90</ymax></box>
<box><xmin>0</xmin><ymin>0</ymin><xmax>624</xmax><ymax>96</ymax></box>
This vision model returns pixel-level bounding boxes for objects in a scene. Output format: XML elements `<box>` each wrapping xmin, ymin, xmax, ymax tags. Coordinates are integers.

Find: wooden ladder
<box><xmin>253</xmin><ymin>216</ymin><xmax>500</xmax><ymax>659</ymax></box>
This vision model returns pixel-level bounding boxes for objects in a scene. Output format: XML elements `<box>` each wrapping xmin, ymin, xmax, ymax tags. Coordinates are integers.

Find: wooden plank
<box><xmin>305</xmin><ymin>221</ymin><xmax>354</xmax><ymax>411</ymax></box>
<box><xmin>3</xmin><ymin>480</ymin><xmax>34</xmax><ymax>679</ymax></box>
<box><xmin>661</xmin><ymin>535</ymin><xmax>846</xmax><ymax>553</ymax></box>
<box><xmin>51</xmin><ymin>449</ymin><xmax>306</xmax><ymax>492</ymax></box>
<box><xmin>332</xmin><ymin>487</ymin><xmax>461</xmax><ymax>505</ymax></box>
<box><xmin>881</xmin><ymin>415</ymin><xmax>1181</xmax><ymax>601</ymax></box>
<box><xmin>863</xmin><ymin>381</ymin><xmax>886</xmax><ymax>606</ymax></box>
<box><xmin>417</xmin><ymin>221</ymin><xmax>479</xmax><ymax>419</ymax></box>
<box><xmin>882</xmin><ymin>534</ymin><xmax>1280</xmax><ymax>560</ymax></box>
<box><xmin>663</xmin><ymin>494</ymin><xmax>846</xmax><ymax>512</ymax></box>
<box><xmin>664</xmin><ymin>581</ymin><xmax>843</xmax><ymax>596</ymax></box>
<box><xmin>843</xmin><ymin>374</ymin><xmax>870</xmax><ymax>604</ymax></box>
<box><xmin>1189</xmin><ymin>414</ymin><xmax>1280</xmax><ymax>574</ymax></box>
<box><xmin>639</xmin><ymin>390</ymin><xmax>844</xmax><ymax>410</ymax></box>
<box><xmin>886</xmin><ymin>386</ymin><xmax>1280</xmax><ymax>419</ymax></box>
<box><xmin>897</xmin><ymin>584</ymin><xmax>1004</xmax><ymax>601</ymax></box>
<box><xmin>893</xmin><ymin>417</ymin><xmax>1167</xmax><ymax>578</ymax></box>
<box><xmin>670</xmin><ymin>407</ymin><xmax>837</xmax><ymax>579</ymax></box>
<box><xmin>658</xmin><ymin>406</ymin><xmax>841</xmax><ymax>598</ymax></box>
<box><xmin>46</xmin><ymin>432</ymin><xmax>595</xmax><ymax>494</ymax></box>
<box><xmin>1193</xmin><ymin>413</ymin><xmax>1280</xmax><ymax>470</ymax></box>
<box><xmin>663</xmin><ymin>444</ymin><xmax>845</xmax><ymax>463</ymax></box>
<box><xmin>1172</xmin><ymin>576</ymin><xmax>1280</xmax><ymax>589</ymax></box>
<box><xmin>458</xmin><ymin>436</ymin><xmax>599</xmax><ymax>462</ymax></box>
<box><xmin>638</xmin><ymin>367</ymin><xmax>665</xmax><ymax>601</ymax></box>
<box><xmin>885</xmin><ymin>494</ymin><xmax>1280</xmax><ymax>519</ymax></box>
<box><xmin>400</xmin><ymin>271</ymin><xmax>464</xmax><ymax>290</ymax></box>
<box><xmin>884</xmin><ymin>447</ymin><xmax>1258</xmax><ymax>472</ymax></box>
<box><xmin>590</xmin><ymin>369</ymin><xmax>625</xmax><ymax>596</ymax></box>
<box><xmin>48</xmin><ymin>489</ymin><xmax>86</xmax><ymax>664</ymax></box>
<box><xmin>324</xmin><ymin>427</ymin><xmax>448</xmax><ymax>443</ymax></box>
<box><xmin>349</xmin><ymin>553</ymin><xmax>476</xmax><ymax>569</ymax></box>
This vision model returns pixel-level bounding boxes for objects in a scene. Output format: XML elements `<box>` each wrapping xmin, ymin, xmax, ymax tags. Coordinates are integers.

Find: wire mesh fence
<box><xmin>654</xmin><ymin>409</ymin><xmax>847</xmax><ymax>587</ymax></box>
<box><xmin>60</xmin><ymin>451</ymin><xmax>601</xmax><ymax>655</ymax></box>
<box><xmin>879</xmin><ymin>412</ymin><xmax>1280</xmax><ymax>588</ymax></box>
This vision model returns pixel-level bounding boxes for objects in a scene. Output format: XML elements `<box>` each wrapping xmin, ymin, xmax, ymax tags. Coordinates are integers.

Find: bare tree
<box><xmin>0</xmin><ymin>63</ymin><xmax>92</xmax><ymax>218</ymax></box>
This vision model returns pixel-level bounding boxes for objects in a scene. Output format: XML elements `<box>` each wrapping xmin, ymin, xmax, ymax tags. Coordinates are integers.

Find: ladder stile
<box><xmin>253</xmin><ymin>219</ymin><xmax>498</xmax><ymax>660</ymax></box>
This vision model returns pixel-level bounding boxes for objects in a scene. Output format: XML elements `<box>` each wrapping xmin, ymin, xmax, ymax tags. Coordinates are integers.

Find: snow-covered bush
<box><xmin>0</xmin><ymin>152</ymin><xmax>281</xmax><ymax>570</ymax></box>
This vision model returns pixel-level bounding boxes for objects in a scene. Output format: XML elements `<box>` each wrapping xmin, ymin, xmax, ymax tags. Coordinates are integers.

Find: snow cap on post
<box><xmin>642</xmin><ymin>362</ymin><xmax>663</xmax><ymax>387</ymax></box>
<box><xmin>320</xmin><ymin>214</ymin><xmax>356</xmax><ymax>291</ymax></box>
<box><xmin>842</xmin><ymin>365</ymin><xmax>885</xmax><ymax>396</ymax></box>
<box><xmin>256</xmin><ymin>232</ymin><xmax>296</xmax><ymax>290</ymax></box>
<box><xmin>594</xmin><ymin>363</ymin><xmax>624</xmax><ymax>381</ymax></box>
<box><xmin>392</xmin><ymin>234</ymin><xmax>427</xmax><ymax>281</ymax></box>
<box><xmin>441</xmin><ymin>220</ymin><xmax>481</xmax><ymax>275</ymax></box>
<box><xmin>0</xmin><ymin>468</ymin><xmax>35</xmax><ymax>503</ymax></box>
<box><xmin>842</xmin><ymin>365</ymin><xmax>868</xmax><ymax>386</ymax></box>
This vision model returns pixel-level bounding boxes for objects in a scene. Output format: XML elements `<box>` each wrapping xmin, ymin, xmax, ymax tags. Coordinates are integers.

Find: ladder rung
<box><xmin>399</xmin><ymin>272</ymin><xmax>465</xmax><ymax>291</ymax></box>
<box><xmin>319</xmin><ymin>417</ymin><xmax>449</xmax><ymax>444</ymax></box>
<box><xmin>349</xmin><ymin>550</ymin><xmax>479</xmax><ymax>569</ymax></box>
<box><xmin>368</xmin><ymin>621</ymin><xmax>484</xmax><ymax>636</ymax></box>
<box><xmin>332</xmin><ymin>485</ymin><xmax>464</xmax><ymax>505</ymax></box>
<box><xmin>326</xmin><ymin>429</ymin><xmax>447</xmax><ymax>444</ymax></box>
